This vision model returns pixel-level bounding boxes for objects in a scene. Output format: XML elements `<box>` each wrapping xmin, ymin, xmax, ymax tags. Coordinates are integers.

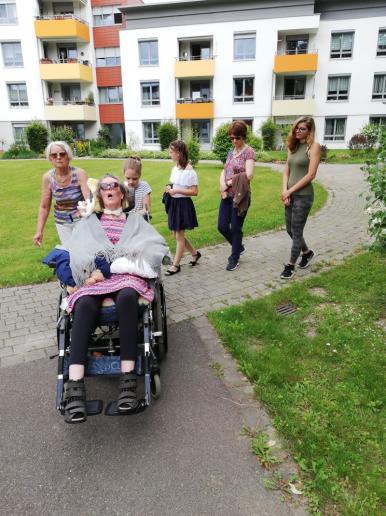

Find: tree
<box><xmin>25</xmin><ymin>121</ymin><xmax>48</xmax><ymax>153</ymax></box>
<box><xmin>50</xmin><ymin>125</ymin><xmax>75</xmax><ymax>145</ymax></box>
<box><xmin>261</xmin><ymin>118</ymin><xmax>277</xmax><ymax>150</ymax></box>
<box><xmin>158</xmin><ymin>122</ymin><xmax>178</xmax><ymax>150</ymax></box>
<box><xmin>212</xmin><ymin>122</ymin><xmax>232</xmax><ymax>163</ymax></box>
<box><xmin>97</xmin><ymin>125</ymin><xmax>112</xmax><ymax>148</ymax></box>
<box><xmin>187</xmin><ymin>135</ymin><xmax>200</xmax><ymax>166</ymax></box>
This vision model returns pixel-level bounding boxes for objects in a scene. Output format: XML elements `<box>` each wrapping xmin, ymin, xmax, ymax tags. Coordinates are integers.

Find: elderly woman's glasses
<box><xmin>50</xmin><ymin>152</ymin><xmax>67</xmax><ymax>159</ymax></box>
<box><xmin>100</xmin><ymin>181</ymin><xmax>120</xmax><ymax>191</ymax></box>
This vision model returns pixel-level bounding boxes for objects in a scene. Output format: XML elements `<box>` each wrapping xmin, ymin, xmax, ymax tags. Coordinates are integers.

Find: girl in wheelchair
<box><xmin>50</xmin><ymin>174</ymin><xmax>169</xmax><ymax>424</ymax></box>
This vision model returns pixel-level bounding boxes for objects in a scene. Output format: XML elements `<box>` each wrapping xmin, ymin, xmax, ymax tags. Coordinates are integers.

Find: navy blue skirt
<box><xmin>168</xmin><ymin>197</ymin><xmax>198</xmax><ymax>231</ymax></box>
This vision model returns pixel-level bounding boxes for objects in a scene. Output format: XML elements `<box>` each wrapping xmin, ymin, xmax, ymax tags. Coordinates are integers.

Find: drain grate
<box><xmin>276</xmin><ymin>302</ymin><xmax>297</xmax><ymax>315</ymax></box>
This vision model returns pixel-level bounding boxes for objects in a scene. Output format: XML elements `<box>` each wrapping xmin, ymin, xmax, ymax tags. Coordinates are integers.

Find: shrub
<box><xmin>187</xmin><ymin>135</ymin><xmax>200</xmax><ymax>166</ymax></box>
<box><xmin>50</xmin><ymin>125</ymin><xmax>75</xmax><ymax>144</ymax></box>
<box><xmin>2</xmin><ymin>140</ymin><xmax>38</xmax><ymax>159</ymax></box>
<box><xmin>25</xmin><ymin>121</ymin><xmax>48</xmax><ymax>153</ymax></box>
<box><xmin>279</xmin><ymin>124</ymin><xmax>292</xmax><ymax>148</ymax></box>
<box><xmin>116</xmin><ymin>143</ymin><xmax>128</xmax><ymax>151</ymax></box>
<box><xmin>97</xmin><ymin>125</ymin><xmax>112</xmax><ymax>148</ymax></box>
<box><xmin>199</xmin><ymin>150</ymin><xmax>218</xmax><ymax>160</ymax></box>
<box><xmin>99</xmin><ymin>148</ymin><xmax>131</xmax><ymax>158</ymax></box>
<box><xmin>158</xmin><ymin>122</ymin><xmax>178</xmax><ymax>150</ymax></box>
<box><xmin>320</xmin><ymin>145</ymin><xmax>328</xmax><ymax>162</ymax></box>
<box><xmin>212</xmin><ymin>122</ymin><xmax>232</xmax><ymax>163</ymax></box>
<box><xmin>137</xmin><ymin>150</ymin><xmax>169</xmax><ymax>159</ymax></box>
<box><xmin>261</xmin><ymin>118</ymin><xmax>277</xmax><ymax>151</ymax></box>
<box><xmin>246</xmin><ymin>130</ymin><xmax>262</xmax><ymax>153</ymax></box>
<box><xmin>74</xmin><ymin>140</ymin><xmax>89</xmax><ymax>157</ymax></box>
<box><xmin>348</xmin><ymin>133</ymin><xmax>369</xmax><ymax>151</ymax></box>
<box><xmin>360</xmin><ymin>124</ymin><xmax>380</xmax><ymax>149</ymax></box>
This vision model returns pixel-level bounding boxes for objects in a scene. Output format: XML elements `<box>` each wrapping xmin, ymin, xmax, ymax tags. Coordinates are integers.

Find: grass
<box><xmin>208</xmin><ymin>251</ymin><xmax>386</xmax><ymax>515</ymax></box>
<box><xmin>0</xmin><ymin>158</ymin><xmax>327</xmax><ymax>287</ymax></box>
<box><xmin>262</xmin><ymin>149</ymin><xmax>377</xmax><ymax>164</ymax></box>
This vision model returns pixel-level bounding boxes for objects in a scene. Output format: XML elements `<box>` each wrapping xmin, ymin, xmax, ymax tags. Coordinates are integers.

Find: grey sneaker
<box><xmin>298</xmin><ymin>250</ymin><xmax>315</xmax><ymax>269</ymax></box>
<box><xmin>226</xmin><ymin>259</ymin><xmax>239</xmax><ymax>271</ymax></box>
<box><xmin>280</xmin><ymin>264</ymin><xmax>295</xmax><ymax>279</ymax></box>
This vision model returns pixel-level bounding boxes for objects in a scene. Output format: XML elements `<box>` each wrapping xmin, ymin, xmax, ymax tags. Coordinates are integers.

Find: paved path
<box><xmin>0</xmin><ymin>164</ymin><xmax>370</xmax><ymax>368</ymax></box>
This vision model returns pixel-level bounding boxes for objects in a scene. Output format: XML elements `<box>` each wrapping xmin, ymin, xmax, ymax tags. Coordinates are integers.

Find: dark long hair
<box><xmin>287</xmin><ymin>116</ymin><xmax>315</xmax><ymax>153</ymax></box>
<box><xmin>170</xmin><ymin>139</ymin><xmax>189</xmax><ymax>169</ymax></box>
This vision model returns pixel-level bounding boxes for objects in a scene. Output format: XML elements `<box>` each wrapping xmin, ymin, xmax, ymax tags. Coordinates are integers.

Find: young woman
<box><xmin>164</xmin><ymin>140</ymin><xmax>200</xmax><ymax>275</ymax></box>
<box><xmin>122</xmin><ymin>156</ymin><xmax>152</xmax><ymax>214</ymax></box>
<box><xmin>280</xmin><ymin>116</ymin><xmax>321</xmax><ymax>279</ymax></box>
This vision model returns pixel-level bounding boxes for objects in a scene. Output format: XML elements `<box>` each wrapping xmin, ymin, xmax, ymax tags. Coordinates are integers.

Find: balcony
<box><xmin>176</xmin><ymin>98</ymin><xmax>214</xmax><ymax>119</ymax></box>
<box><xmin>175</xmin><ymin>57</ymin><xmax>215</xmax><ymax>79</ymax></box>
<box><xmin>44</xmin><ymin>101</ymin><xmax>97</xmax><ymax>121</ymax></box>
<box><xmin>35</xmin><ymin>15</ymin><xmax>90</xmax><ymax>43</ymax></box>
<box><xmin>274</xmin><ymin>51</ymin><xmax>318</xmax><ymax>75</ymax></box>
<box><xmin>272</xmin><ymin>96</ymin><xmax>315</xmax><ymax>117</ymax></box>
<box><xmin>39</xmin><ymin>59</ymin><xmax>92</xmax><ymax>82</ymax></box>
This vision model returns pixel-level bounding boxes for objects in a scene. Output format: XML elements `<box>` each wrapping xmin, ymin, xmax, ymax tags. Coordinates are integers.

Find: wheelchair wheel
<box><xmin>154</xmin><ymin>282</ymin><xmax>168</xmax><ymax>361</ymax></box>
<box><xmin>151</xmin><ymin>373</ymin><xmax>161</xmax><ymax>400</ymax></box>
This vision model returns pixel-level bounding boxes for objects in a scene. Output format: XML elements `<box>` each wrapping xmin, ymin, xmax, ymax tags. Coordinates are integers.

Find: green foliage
<box><xmin>362</xmin><ymin>129</ymin><xmax>386</xmax><ymax>250</ymax></box>
<box><xmin>212</xmin><ymin>122</ymin><xmax>232</xmax><ymax>163</ymax></box>
<box><xmin>2</xmin><ymin>139</ymin><xmax>38</xmax><ymax>159</ymax></box>
<box><xmin>99</xmin><ymin>148</ymin><xmax>131</xmax><ymax>158</ymax></box>
<box><xmin>261</xmin><ymin>118</ymin><xmax>278</xmax><ymax>151</ymax></box>
<box><xmin>246</xmin><ymin>130</ymin><xmax>262</xmax><ymax>153</ymax></box>
<box><xmin>320</xmin><ymin>145</ymin><xmax>328</xmax><ymax>162</ymax></box>
<box><xmin>25</xmin><ymin>121</ymin><xmax>48</xmax><ymax>153</ymax></box>
<box><xmin>348</xmin><ymin>133</ymin><xmax>370</xmax><ymax>152</ymax></box>
<box><xmin>116</xmin><ymin>143</ymin><xmax>128</xmax><ymax>150</ymax></box>
<box><xmin>279</xmin><ymin>124</ymin><xmax>292</xmax><ymax>148</ymax></box>
<box><xmin>73</xmin><ymin>140</ymin><xmax>89</xmax><ymax>157</ymax></box>
<box><xmin>158</xmin><ymin>122</ymin><xmax>178</xmax><ymax>150</ymax></box>
<box><xmin>360</xmin><ymin>123</ymin><xmax>380</xmax><ymax>149</ymax></box>
<box><xmin>187</xmin><ymin>135</ymin><xmax>200</xmax><ymax>166</ymax></box>
<box><xmin>97</xmin><ymin>125</ymin><xmax>112</xmax><ymax>148</ymax></box>
<box><xmin>50</xmin><ymin>125</ymin><xmax>75</xmax><ymax>144</ymax></box>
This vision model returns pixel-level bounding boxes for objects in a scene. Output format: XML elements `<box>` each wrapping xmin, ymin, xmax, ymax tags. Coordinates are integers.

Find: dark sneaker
<box><xmin>240</xmin><ymin>245</ymin><xmax>246</xmax><ymax>256</ymax></box>
<box><xmin>226</xmin><ymin>259</ymin><xmax>239</xmax><ymax>271</ymax></box>
<box><xmin>280</xmin><ymin>264</ymin><xmax>295</xmax><ymax>279</ymax></box>
<box><xmin>298</xmin><ymin>250</ymin><xmax>315</xmax><ymax>269</ymax></box>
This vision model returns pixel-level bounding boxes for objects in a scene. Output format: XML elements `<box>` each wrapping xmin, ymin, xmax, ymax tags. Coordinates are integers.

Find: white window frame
<box><xmin>12</xmin><ymin>122</ymin><xmax>27</xmax><ymax>140</ymax></box>
<box><xmin>7</xmin><ymin>82</ymin><xmax>28</xmax><ymax>107</ymax></box>
<box><xmin>98</xmin><ymin>86</ymin><xmax>123</xmax><ymax>104</ymax></box>
<box><xmin>143</xmin><ymin>121</ymin><xmax>160</xmax><ymax>144</ymax></box>
<box><xmin>0</xmin><ymin>3</ymin><xmax>17</xmax><ymax>25</ymax></box>
<box><xmin>327</xmin><ymin>75</ymin><xmax>351</xmax><ymax>101</ymax></box>
<box><xmin>233</xmin><ymin>76</ymin><xmax>254</xmax><ymax>103</ymax></box>
<box><xmin>1</xmin><ymin>41</ymin><xmax>23</xmax><ymax>67</ymax></box>
<box><xmin>95</xmin><ymin>47</ymin><xmax>120</xmax><ymax>67</ymax></box>
<box><xmin>138</xmin><ymin>39</ymin><xmax>158</xmax><ymax>66</ymax></box>
<box><xmin>330</xmin><ymin>31</ymin><xmax>354</xmax><ymax>59</ymax></box>
<box><xmin>233</xmin><ymin>32</ymin><xmax>256</xmax><ymax>61</ymax></box>
<box><xmin>372</xmin><ymin>74</ymin><xmax>386</xmax><ymax>100</ymax></box>
<box><xmin>324</xmin><ymin>117</ymin><xmax>346</xmax><ymax>142</ymax></box>
<box><xmin>92</xmin><ymin>5</ymin><xmax>122</xmax><ymax>27</ymax></box>
<box><xmin>140</xmin><ymin>81</ymin><xmax>160</xmax><ymax>106</ymax></box>
<box><xmin>377</xmin><ymin>29</ymin><xmax>386</xmax><ymax>57</ymax></box>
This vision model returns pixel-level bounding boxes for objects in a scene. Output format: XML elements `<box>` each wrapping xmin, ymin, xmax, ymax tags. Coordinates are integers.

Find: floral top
<box><xmin>224</xmin><ymin>146</ymin><xmax>256</xmax><ymax>197</ymax></box>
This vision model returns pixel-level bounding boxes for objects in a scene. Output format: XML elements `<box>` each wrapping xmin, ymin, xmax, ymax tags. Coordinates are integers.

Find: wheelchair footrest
<box><xmin>104</xmin><ymin>399</ymin><xmax>147</xmax><ymax>416</ymax></box>
<box><xmin>86</xmin><ymin>399</ymin><xmax>104</xmax><ymax>416</ymax></box>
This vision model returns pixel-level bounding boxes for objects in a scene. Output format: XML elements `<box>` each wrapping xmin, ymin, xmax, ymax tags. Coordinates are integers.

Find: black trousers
<box><xmin>69</xmin><ymin>288</ymin><xmax>139</xmax><ymax>365</ymax></box>
<box><xmin>217</xmin><ymin>197</ymin><xmax>248</xmax><ymax>261</ymax></box>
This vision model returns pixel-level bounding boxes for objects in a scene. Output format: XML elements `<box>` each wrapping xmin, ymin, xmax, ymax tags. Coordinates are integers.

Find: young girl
<box><xmin>123</xmin><ymin>156</ymin><xmax>152</xmax><ymax>214</ymax></box>
<box><xmin>164</xmin><ymin>140</ymin><xmax>201</xmax><ymax>275</ymax></box>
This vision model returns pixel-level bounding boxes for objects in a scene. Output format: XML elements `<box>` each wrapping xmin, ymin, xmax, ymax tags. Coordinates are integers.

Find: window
<box><xmin>57</xmin><ymin>45</ymin><xmax>77</xmax><ymax>62</ymax></box>
<box><xmin>372</xmin><ymin>74</ymin><xmax>386</xmax><ymax>100</ymax></box>
<box><xmin>190</xmin><ymin>80</ymin><xmax>210</xmax><ymax>100</ymax></box>
<box><xmin>143</xmin><ymin>121</ymin><xmax>160</xmax><ymax>144</ymax></box>
<box><xmin>191</xmin><ymin>120</ymin><xmax>210</xmax><ymax>143</ymax></box>
<box><xmin>1</xmin><ymin>42</ymin><xmax>23</xmax><ymax>67</ymax></box>
<box><xmin>283</xmin><ymin>76</ymin><xmax>306</xmax><ymax>99</ymax></box>
<box><xmin>12</xmin><ymin>123</ymin><xmax>27</xmax><ymax>140</ymax></box>
<box><xmin>141</xmin><ymin>81</ymin><xmax>160</xmax><ymax>106</ymax></box>
<box><xmin>0</xmin><ymin>3</ymin><xmax>17</xmax><ymax>24</ymax></box>
<box><xmin>327</xmin><ymin>75</ymin><xmax>350</xmax><ymax>101</ymax></box>
<box><xmin>324</xmin><ymin>118</ymin><xmax>346</xmax><ymax>141</ymax></box>
<box><xmin>92</xmin><ymin>6</ymin><xmax>122</xmax><ymax>26</ymax></box>
<box><xmin>330</xmin><ymin>32</ymin><xmax>354</xmax><ymax>59</ymax></box>
<box><xmin>190</xmin><ymin>41</ymin><xmax>211</xmax><ymax>60</ymax></box>
<box><xmin>95</xmin><ymin>47</ymin><xmax>120</xmax><ymax>67</ymax></box>
<box><xmin>53</xmin><ymin>2</ymin><xmax>74</xmax><ymax>15</ymax></box>
<box><xmin>286</xmin><ymin>35</ymin><xmax>308</xmax><ymax>55</ymax></box>
<box><xmin>233</xmin><ymin>118</ymin><xmax>253</xmax><ymax>130</ymax></box>
<box><xmin>139</xmin><ymin>40</ymin><xmax>158</xmax><ymax>66</ymax></box>
<box><xmin>377</xmin><ymin>29</ymin><xmax>386</xmax><ymax>56</ymax></box>
<box><xmin>98</xmin><ymin>86</ymin><xmax>123</xmax><ymax>103</ymax></box>
<box><xmin>233</xmin><ymin>77</ymin><xmax>254</xmax><ymax>103</ymax></box>
<box><xmin>370</xmin><ymin>116</ymin><xmax>386</xmax><ymax>127</ymax></box>
<box><xmin>234</xmin><ymin>33</ymin><xmax>256</xmax><ymax>60</ymax></box>
<box><xmin>7</xmin><ymin>83</ymin><xmax>28</xmax><ymax>106</ymax></box>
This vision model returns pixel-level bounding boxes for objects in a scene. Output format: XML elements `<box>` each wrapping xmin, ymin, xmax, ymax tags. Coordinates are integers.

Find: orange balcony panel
<box><xmin>96</xmin><ymin>66</ymin><xmax>122</xmax><ymax>87</ymax></box>
<box><xmin>274</xmin><ymin>53</ymin><xmax>318</xmax><ymax>74</ymax></box>
<box><xmin>99</xmin><ymin>104</ymin><xmax>124</xmax><ymax>124</ymax></box>
<box><xmin>40</xmin><ymin>62</ymin><xmax>92</xmax><ymax>82</ymax></box>
<box><xmin>93</xmin><ymin>26</ymin><xmax>120</xmax><ymax>48</ymax></box>
<box><xmin>92</xmin><ymin>0</ymin><xmax>142</xmax><ymax>6</ymax></box>
<box><xmin>176</xmin><ymin>102</ymin><xmax>214</xmax><ymax>120</ymax></box>
<box><xmin>175</xmin><ymin>59</ymin><xmax>214</xmax><ymax>78</ymax></box>
<box><xmin>35</xmin><ymin>18</ymin><xmax>89</xmax><ymax>43</ymax></box>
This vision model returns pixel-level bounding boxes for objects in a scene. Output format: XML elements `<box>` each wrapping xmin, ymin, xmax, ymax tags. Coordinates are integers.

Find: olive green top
<box><xmin>287</xmin><ymin>142</ymin><xmax>313</xmax><ymax>196</ymax></box>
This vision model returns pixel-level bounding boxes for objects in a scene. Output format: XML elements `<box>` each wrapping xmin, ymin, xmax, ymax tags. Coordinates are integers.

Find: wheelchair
<box><xmin>53</xmin><ymin>272</ymin><xmax>168</xmax><ymax>418</ymax></box>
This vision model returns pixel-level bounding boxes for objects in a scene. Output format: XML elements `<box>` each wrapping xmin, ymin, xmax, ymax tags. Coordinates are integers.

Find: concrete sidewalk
<box><xmin>0</xmin><ymin>163</ymin><xmax>370</xmax><ymax>368</ymax></box>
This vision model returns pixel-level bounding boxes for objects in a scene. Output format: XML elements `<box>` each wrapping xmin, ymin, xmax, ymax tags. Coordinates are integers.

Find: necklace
<box><xmin>55</xmin><ymin>169</ymin><xmax>71</xmax><ymax>185</ymax></box>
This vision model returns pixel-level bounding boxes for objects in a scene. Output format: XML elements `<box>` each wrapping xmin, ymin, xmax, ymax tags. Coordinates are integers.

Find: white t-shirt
<box><xmin>169</xmin><ymin>166</ymin><xmax>198</xmax><ymax>198</ymax></box>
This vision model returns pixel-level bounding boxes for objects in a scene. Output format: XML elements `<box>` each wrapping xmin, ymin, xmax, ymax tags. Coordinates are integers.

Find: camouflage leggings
<box><xmin>285</xmin><ymin>194</ymin><xmax>314</xmax><ymax>263</ymax></box>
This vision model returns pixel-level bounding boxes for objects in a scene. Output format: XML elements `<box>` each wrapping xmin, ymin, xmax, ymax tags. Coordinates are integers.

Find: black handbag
<box><xmin>162</xmin><ymin>184</ymin><xmax>173</xmax><ymax>214</ymax></box>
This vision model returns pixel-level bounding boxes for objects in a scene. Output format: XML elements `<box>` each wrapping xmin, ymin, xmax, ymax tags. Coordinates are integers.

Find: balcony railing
<box><xmin>176</xmin><ymin>55</ymin><xmax>215</xmax><ymax>61</ymax></box>
<box><xmin>40</xmin><ymin>58</ymin><xmax>90</xmax><ymax>66</ymax></box>
<box><xmin>35</xmin><ymin>14</ymin><xmax>88</xmax><ymax>25</ymax></box>
<box><xmin>273</xmin><ymin>94</ymin><xmax>314</xmax><ymax>100</ymax></box>
<box><xmin>45</xmin><ymin>99</ymin><xmax>94</xmax><ymax>106</ymax></box>
<box><xmin>177</xmin><ymin>97</ymin><xmax>213</xmax><ymax>103</ymax></box>
<box><xmin>276</xmin><ymin>49</ymin><xmax>318</xmax><ymax>55</ymax></box>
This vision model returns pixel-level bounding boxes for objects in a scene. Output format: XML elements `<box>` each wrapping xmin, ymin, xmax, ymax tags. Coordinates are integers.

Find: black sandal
<box><xmin>189</xmin><ymin>251</ymin><xmax>202</xmax><ymax>266</ymax></box>
<box><xmin>64</xmin><ymin>379</ymin><xmax>87</xmax><ymax>424</ymax></box>
<box><xmin>117</xmin><ymin>372</ymin><xmax>138</xmax><ymax>412</ymax></box>
<box><xmin>165</xmin><ymin>264</ymin><xmax>181</xmax><ymax>276</ymax></box>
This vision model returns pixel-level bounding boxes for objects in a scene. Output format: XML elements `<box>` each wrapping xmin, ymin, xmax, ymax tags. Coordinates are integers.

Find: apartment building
<box><xmin>119</xmin><ymin>0</ymin><xmax>386</xmax><ymax>149</ymax></box>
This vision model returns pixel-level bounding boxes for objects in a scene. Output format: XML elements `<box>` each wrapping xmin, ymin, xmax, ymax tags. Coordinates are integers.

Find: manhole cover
<box><xmin>276</xmin><ymin>303</ymin><xmax>297</xmax><ymax>315</ymax></box>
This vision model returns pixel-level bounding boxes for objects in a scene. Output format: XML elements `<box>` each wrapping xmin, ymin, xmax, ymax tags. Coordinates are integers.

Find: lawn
<box><xmin>209</xmin><ymin>251</ymin><xmax>386</xmax><ymax>515</ymax></box>
<box><xmin>0</xmin><ymin>159</ymin><xmax>327</xmax><ymax>287</ymax></box>
<box><xmin>262</xmin><ymin>149</ymin><xmax>377</xmax><ymax>164</ymax></box>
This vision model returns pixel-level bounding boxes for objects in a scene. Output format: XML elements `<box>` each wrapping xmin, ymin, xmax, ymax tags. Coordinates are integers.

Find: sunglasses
<box><xmin>129</xmin><ymin>155</ymin><xmax>141</xmax><ymax>161</ymax></box>
<box><xmin>100</xmin><ymin>181</ymin><xmax>120</xmax><ymax>191</ymax></box>
<box><xmin>50</xmin><ymin>151</ymin><xmax>67</xmax><ymax>159</ymax></box>
<box><xmin>295</xmin><ymin>127</ymin><xmax>307</xmax><ymax>132</ymax></box>
<box><xmin>229</xmin><ymin>135</ymin><xmax>242</xmax><ymax>141</ymax></box>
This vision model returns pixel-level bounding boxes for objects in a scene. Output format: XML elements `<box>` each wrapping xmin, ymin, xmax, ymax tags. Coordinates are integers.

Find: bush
<box><xmin>2</xmin><ymin>140</ymin><xmax>38</xmax><ymax>159</ymax></box>
<box><xmin>320</xmin><ymin>145</ymin><xmax>328</xmax><ymax>162</ymax></box>
<box><xmin>158</xmin><ymin>122</ymin><xmax>178</xmax><ymax>150</ymax></box>
<box><xmin>279</xmin><ymin>124</ymin><xmax>292</xmax><ymax>148</ymax></box>
<box><xmin>348</xmin><ymin>133</ymin><xmax>369</xmax><ymax>151</ymax></box>
<box><xmin>199</xmin><ymin>150</ymin><xmax>218</xmax><ymax>160</ymax></box>
<box><xmin>50</xmin><ymin>125</ymin><xmax>75</xmax><ymax>144</ymax></box>
<box><xmin>212</xmin><ymin>122</ymin><xmax>232</xmax><ymax>163</ymax></box>
<box><xmin>25</xmin><ymin>121</ymin><xmax>48</xmax><ymax>153</ymax></box>
<box><xmin>246</xmin><ymin>130</ymin><xmax>262</xmax><ymax>153</ymax></box>
<box><xmin>99</xmin><ymin>148</ymin><xmax>131</xmax><ymax>158</ymax></box>
<box><xmin>138</xmin><ymin>150</ymin><xmax>169</xmax><ymax>159</ymax></box>
<box><xmin>261</xmin><ymin>118</ymin><xmax>277</xmax><ymax>151</ymax></box>
<box><xmin>360</xmin><ymin>124</ymin><xmax>380</xmax><ymax>149</ymax></box>
<box><xmin>73</xmin><ymin>140</ymin><xmax>89</xmax><ymax>157</ymax></box>
<box><xmin>116</xmin><ymin>143</ymin><xmax>128</xmax><ymax>151</ymax></box>
<box><xmin>97</xmin><ymin>125</ymin><xmax>112</xmax><ymax>148</ymax></box>
<box><xmin>187</xmin><ymin>136</ymin><xmax>200</xmax><ymax>166</ymax></box>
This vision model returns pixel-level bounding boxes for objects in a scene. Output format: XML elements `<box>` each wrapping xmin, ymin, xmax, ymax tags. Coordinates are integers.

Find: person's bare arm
<box><xmin>33</xmin><ymin>173</ymin><xmax>52</xmax><ymax>246</ymax></box>
<box><xmin>245</xmin><ymin>158</ymin><xmax>255</xmax><ymax>181</ymax></box>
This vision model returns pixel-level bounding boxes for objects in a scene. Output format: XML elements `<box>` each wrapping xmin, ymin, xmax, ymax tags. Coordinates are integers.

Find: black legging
<box><xmin>69</xmin><ymin>288</ymin><xmax>139</xmax><ymax>365</ymax></box>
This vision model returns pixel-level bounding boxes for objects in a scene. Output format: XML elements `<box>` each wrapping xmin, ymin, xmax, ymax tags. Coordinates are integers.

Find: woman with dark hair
<box><xmin>218</xmin><ymin>120</ymin><xmax>256</xmax><ymax>271</ymax></box>
<box><xmin>164</xmin><ymin>139</ymin><xmax>200</xmax><ymax>275</ymax></box>
<box><xmin>280</xmin><ymin>116</ymin><xmax>321</xmax><ymax>279</ymax></box>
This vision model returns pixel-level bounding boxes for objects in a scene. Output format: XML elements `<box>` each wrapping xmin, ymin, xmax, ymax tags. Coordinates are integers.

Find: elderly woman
<box><xmin>33</xmin><ymin>140</ymin><xmax>90</xmax><ymax>247</ymax></box>
<box><xmin>61</xmin><ymin>174</ymin><xmax>169</xmax><ymax>424</ymax></box>
<box><xmin>218</xmin><ymin>120</ymin><xmax>256</xmax><ymax>271</ymax></box>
